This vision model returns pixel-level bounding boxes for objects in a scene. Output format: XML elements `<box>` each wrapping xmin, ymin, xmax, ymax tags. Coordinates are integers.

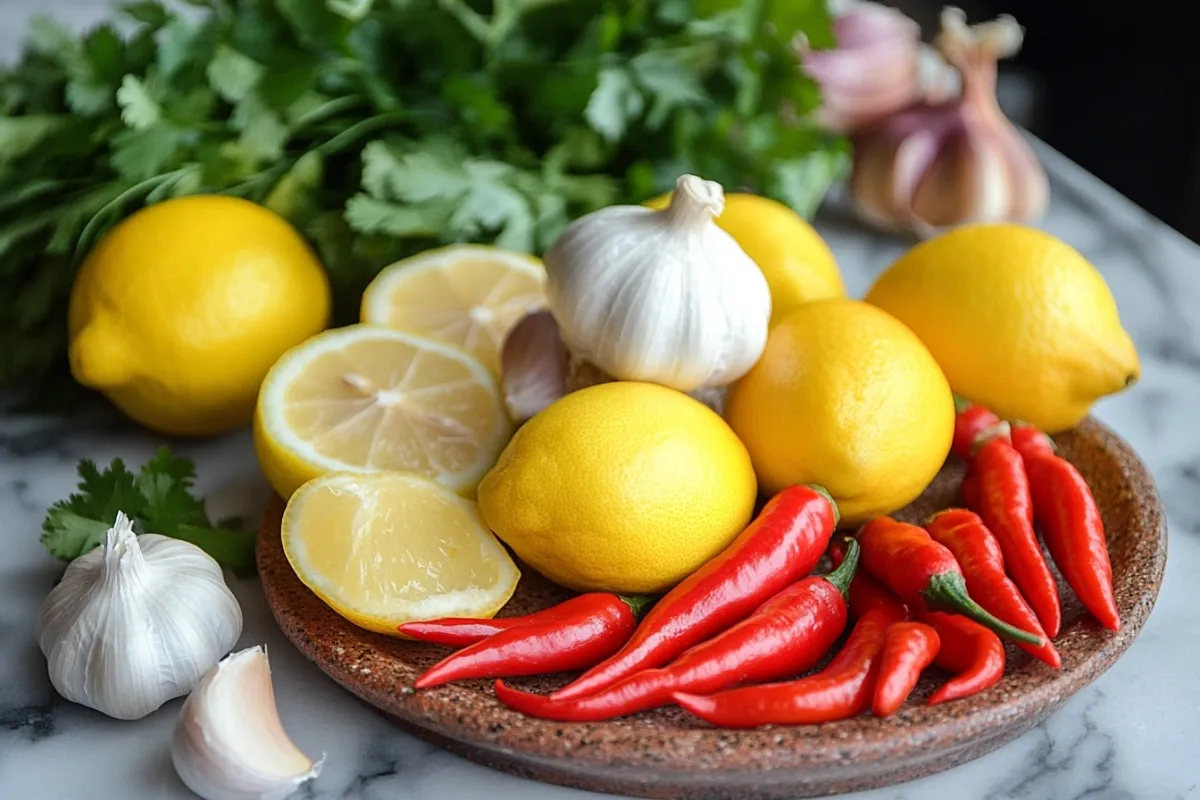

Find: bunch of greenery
<box><xmin>0</xmin><ymin>0</ymin><xmax>843</xmax><ymax>400</ymax></box>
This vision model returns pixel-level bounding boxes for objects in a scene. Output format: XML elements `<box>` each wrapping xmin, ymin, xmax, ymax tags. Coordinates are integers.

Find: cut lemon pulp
<box><xmin>360</xmin><ymin>245</ymin><xmax>546</xmax><ymax>374</ymax></box>
<box><xmin>254</xmin><ymin>324</ymin><xmax>512</xmax><ymax>499</ymax></box>
<box><xmin>282</xmin><ymin>471</ymin><xmax>521</xmax><ymax>633</ymax></box>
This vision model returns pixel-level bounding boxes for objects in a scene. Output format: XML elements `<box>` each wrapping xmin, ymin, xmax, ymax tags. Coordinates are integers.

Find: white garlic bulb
<box><xmin>172</xmin><ymin>646</ymin><xmax>322</xmax><ymax>800</ymax></box>
<box><xmin>37</xmin><ymin>512</ymin><xmax>243</xmax><ymax>721</ymax></box>
<box><xmin>544</xmin><ymin>174</ymin><xmax>771</xmax><ymax>393</ymax></box>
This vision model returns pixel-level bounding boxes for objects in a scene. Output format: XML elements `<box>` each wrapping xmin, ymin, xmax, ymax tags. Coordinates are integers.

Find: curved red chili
<box><xmin>829</xmin><ymin>538</ymin><xmax>909</xmax><ymax>621</ymax></box>
<box><xmin>406</xmin><ymin>594</ymin><xmax>654</xmax><ymax>688</ymax></box>
<box><xmin>952</xmin><ymin>398</ymin><xmax>1001</xmax><ymax>461</ymax></box>
<box><xmin>673</xmin><ymin>603</ymin><xmax>904</xmax><ymax>728</ymax></box>
<box><xmin>872</xmin><ymin>621</ymin><xmax>940</xmax><ymax>717</ymax></box>
<box><xmin>551</xmin><ymin>485</ymin><xmax>839</xmax><ymax>701</ymax></box>
<box><xmin>926</xmin><ymin>509</ymin><xmax>1061</xmax><ymax>669</ymax></box>
<box><xmin>399</xmin><ymin>592</ymin><xmax>630</xmax><ymax>648</ymax></box>
<box><xmin>969</xmin><ymin>424</ymin><xmax>1062</xmax><ymax>638</ymax></box>
<box><xmin>493</xmin><ymin>541</ymin><xmax>859</xmax><ymax>721</ymax></box>
<box><xmin>921</xmin><ymin>611</ymin><xmax>1006</xmax><ymax>704</ymax></box>
<box><xmin>857</xmin><ymin>516</ymin><xmax>1043</xmax><ymax>645</ymax></box>
<box><xmin>1011</xmin><ymin>423</ymin><xmax>1120</xmax><ymax>631</ymax></box>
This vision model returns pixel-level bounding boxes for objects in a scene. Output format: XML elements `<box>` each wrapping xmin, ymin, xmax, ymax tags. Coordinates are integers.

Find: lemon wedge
<box><xmin>282</xmin><ymin>471</ymin><xmax>520</xmax><ymax>633</ymax></box>
<box><xmin>254</xmin><ymin>324</ymin><xmax>512</xmax><ymax>499</ymax></box>
<box><xmin>360</xmin><ymin>245</ymin><xmax>546</xmax><ymax>373</ymax></box>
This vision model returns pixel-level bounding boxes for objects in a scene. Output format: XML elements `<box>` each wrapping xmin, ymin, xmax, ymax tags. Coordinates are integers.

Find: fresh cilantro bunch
<box><xmin>42</xmin><ymin>447</ymin><xmax>256</xmax><ymax>573</ymax></box>
<box><xmin>0</xmin><ymin>0</ymin><xmax>845</xmax><ymax>400</ymax></box>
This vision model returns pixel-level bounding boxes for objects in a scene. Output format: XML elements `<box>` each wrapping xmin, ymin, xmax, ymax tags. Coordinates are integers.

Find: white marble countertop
<box><xmin>3</xmin><ymin>5</ymin><xmax>1200</xmax><ymax>800</ymax></box>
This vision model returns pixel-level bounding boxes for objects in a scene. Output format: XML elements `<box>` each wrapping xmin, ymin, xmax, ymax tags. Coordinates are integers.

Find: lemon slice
<box><xmin>360</xmin><ymin>245</ymin><xmax>546</xmax><ymax>374</ymax></box>
<box><xmin>254</xmin><ymin>324</ymin><xmax>513</xmax><ymax>499</ymax></box>
<box><xmin>282</xmin><ymin>471</ymin><xmax>521</xmax><ymax>633</ymax></box>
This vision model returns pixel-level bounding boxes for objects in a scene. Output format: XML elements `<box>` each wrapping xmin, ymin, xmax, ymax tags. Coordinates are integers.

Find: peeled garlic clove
<box><xmin>848</xmin><ymin>6</ymin><xmax>1048</xmax><ymax>234</ymax></box>
<box><xmin>172</xmin><ymin>646</ymin><xmax>322</xmax><ymax>800</ymax></box>
<box><xmin>37</xmin><ymin>512</ymin><xmax>242</xmax><ymax>721</ymax></box>
<box><xmin>500</xmin><ymin>310</ymin><xmax>569</xmax><ymax>423</ymax></box>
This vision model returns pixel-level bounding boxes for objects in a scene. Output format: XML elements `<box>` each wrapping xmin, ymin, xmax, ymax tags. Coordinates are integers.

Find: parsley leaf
<box><xmin>41</xmin><ymin>447</ymin><xmax>256</xmax><ymax>574</ymax></box>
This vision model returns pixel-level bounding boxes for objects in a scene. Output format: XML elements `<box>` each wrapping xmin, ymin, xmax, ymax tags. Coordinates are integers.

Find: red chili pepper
<box><xmin>961</xmin><ymin>469</ymin><xmax>981</xmax><ymax>510</ymax></box>
<box><xmin>857</xmin><ymin>516</ymin><xmax>1043</xmax><ymax>646</ymax></box>
<box><xmin>399</xmin><ymin>592</ymin><xmax>633</xmax><ymax>647</ymax></box>
<box><xmin>550</xmin><ymin>485</ymin><xmax>839</xmax><ymax>701</ymax></box>
<box><xmin>672</xmin><ymin>601</ymin><xmax>905</xmax><ymax>728</ymax></box>
<box><xmin>968</xmin><ymin>424</ymin><xmax>1062</xmax><ymax>638</ymax></box>
<box><xmin>492</xmin><ymin>541</ymin><xmax>860</xmax><ymax>721</ymax></box>
<box><xmin>1010</xmin><ymin>423</ymin><xmax>1120</xmax><ymax>631</ymax></box>
<box><xmin>952</xmin><ymin>398</ymin><xmax>1001</xmax><ymax>461</ymax></box>
<box><xmin>403</xmin><ymin>594</ymin><xmax>654</xmax><ymax>689</ymax></box>
<box><xmin>926</xmin><ymin>509</ymin><xmax>1061</xmax><ymax>669</ymax></box>
<box><xmin>921</xmin><ymin>611</ymin><xmax>1006</xmax><ymax>704</ymax></box>
<box><xmin>828</xmin><ymin>539</ymin><xmax>909</xmax><ymax>621</ymax></box>
<box><xmin>872</xmin><ymin>622</ymin><xmax>940</xmax><ymax>717</ymax></box>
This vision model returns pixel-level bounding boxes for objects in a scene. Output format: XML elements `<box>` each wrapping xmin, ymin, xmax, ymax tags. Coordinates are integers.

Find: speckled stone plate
<box><xmin>259</xmin><ymin>418</ymin><xmax>1167</xmax><ymax>799</ymax></box>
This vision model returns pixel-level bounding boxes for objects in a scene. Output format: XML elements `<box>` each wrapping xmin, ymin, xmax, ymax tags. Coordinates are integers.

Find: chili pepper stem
<box><xmin>923</xmin><ymin>572</ymin><xmax>1043</xmax><ymax>646</ymax></box>
<box><xmin>825</xmin><ymin>539</ymin><xmax>859</xmax><ymax>598</ymax></box>
<box><xmin>619</xmin><ymin>595</ymin><xmax>657</xmax><ymax>617</ymax></box>
<box><xmin>952</xmin><ymin>394</ymin><xmax>974</xmax><ymax>413</ymax></box>
<box><xmin>806</xmin><ymin>484</ymin><xmax>840</xmax><ymax>526</ymax></box>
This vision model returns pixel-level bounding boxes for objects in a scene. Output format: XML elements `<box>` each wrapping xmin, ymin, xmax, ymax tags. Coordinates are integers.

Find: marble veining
<box><xmin>2</xmin><ymin>5</ymin><xmax>1200</xmax><ymax>798</ymax></box>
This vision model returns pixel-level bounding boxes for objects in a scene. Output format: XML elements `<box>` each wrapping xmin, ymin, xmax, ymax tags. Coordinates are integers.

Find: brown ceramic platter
<box><xmin>259</xmin><ymin>417</ymin><xmax>1167</xmax><ymax>799</ymax></box>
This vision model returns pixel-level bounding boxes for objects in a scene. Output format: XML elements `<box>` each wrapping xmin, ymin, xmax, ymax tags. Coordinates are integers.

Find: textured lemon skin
<box><xmin>477</xmin><ymin>382</ymin><xmax>758</xmax><ymax>594</ymax></box>
<box><xmin>865</xmin><ymin>223</ymin><xmax>1140</xmax><ymax>432</ymax></box>
<box><xmin>68</xmin><ymin>195</ymin><xmax>331</xmax><ymax>437</ymax></box>
<box><xmin>646</xmin><ymin>191</ymin><xmax>845</xmax><ymax>324</ymax></box>
<box><xmin>725</xmin><ymin>299</ymin><xmax>955</xmax><ymax>525</ymax></box>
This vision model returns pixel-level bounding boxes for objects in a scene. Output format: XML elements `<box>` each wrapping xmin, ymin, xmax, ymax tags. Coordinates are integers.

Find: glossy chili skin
<box><xmin>952</xmin><ymin>400</ymin><xmax>1002</xmax><ymax>461</ymax></box>
<box><xmin>829</xmin><ymin>538</ymin><xmax>909</xmax><ymax>621</ymax></box>
<box><xmin>550</xmin><ymin>485</ymin><xmax>839</xmax><ymax>701</ymax></box>
<box><xmin>492</xmin><ymin>543</ymin><xmax>859</xmax><ymax>722</ymax></box>
<box><xmin>926</xmin><ymin>509</ymin><xmax>1061</xmax><ymax>668</ymax></box>
<box><xmin>857</xmin><ymin>516</ymin><xmax>1043</xmax><ymax>646</ymax></box>
<box><xmin>872</xmin><ymin>622</ymin><xmax>940</xmax><ymax>717</ymax></box>
<box><xmin>404</xmin><ymin>594</ymin><xmax>652</xmax><ymax>689</ymax></box>
<box><xmin>1010</xmin><ymin>423</ymin><xmax>1120</xmax><ymax>631</ymax></box>
<box><xmin>672</xmin><ymin>603</ymin><xmax>904</xmax><ymax>728</ymax></box>
<box><xmin>399</xmin><ymin>593</ymin><xmax>631</xmax><ymax>648</ymax></box>
<box><xmin>921</xmin><ymin>611</ymin><xmax>1006</xmax><ymax>704</ymax></box>
<box><xmin>969</xmin><ymin>428</ymin><xmax>1063</xmax><ymax>638</ymax></box>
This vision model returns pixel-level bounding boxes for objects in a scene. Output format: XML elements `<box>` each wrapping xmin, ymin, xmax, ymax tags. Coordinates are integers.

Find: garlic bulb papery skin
<box><xmin>849</xmin><ymin>6</ymin><xmax>1048</xmax><ymax>235</ymax></box>
<box><xmin>172</xmin><ymin>646</ymin><xmax>322</xmax><ymax>800</ymax></box>
<box><xmin>37</xmin><ymin>512</ymin><xmax>243</xmax><ymax>721</ymax></box>
<box><xmin>798</xmin><ymin>1</ymin><xmax>959</xmax><ymax>134</ymax></box>
<box><xmin>544</xmin><ymin>174</ymin><xmax>771</xmax><ymax>393</ymax></box>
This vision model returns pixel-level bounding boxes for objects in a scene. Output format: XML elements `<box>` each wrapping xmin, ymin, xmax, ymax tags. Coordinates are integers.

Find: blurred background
<box><xmin>7</xmin><ymin>0</ymin><xmax>1199</xmax><ymax>242</ymax></box>
<box><xmin>891</xmin><ymin>0</ymin><xmax>1200</xmax><ymax>243</ymax></box>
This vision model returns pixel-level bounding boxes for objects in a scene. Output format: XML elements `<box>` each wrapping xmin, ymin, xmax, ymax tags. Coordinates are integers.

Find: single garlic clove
<box><xmin>500</xmin><ymin>310</ymin><xmax>570</xmax><ymax>423</ymax></box>
<box><xmin>172</xmin><ymin>646</ymin><xmax>322</xmax><ymax>800</ymax></box>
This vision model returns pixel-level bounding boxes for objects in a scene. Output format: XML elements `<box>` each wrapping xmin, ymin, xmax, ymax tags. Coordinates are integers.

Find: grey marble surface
<box><xmin>3</xmin><ymin>4</ymin><xmax>1200</xmax><ymax>800</ymax></box>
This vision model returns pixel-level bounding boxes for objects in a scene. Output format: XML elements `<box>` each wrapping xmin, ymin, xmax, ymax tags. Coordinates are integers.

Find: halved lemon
<box><xmin>254</xmin><ymin>324</ymin><xmax>513</xmax><ymax>499</ymax></box>
<box><xmin>360</xmin><ymin>245</ymin><xmax>546</xmax><ymax>374</ymax></box>
<box><xmin>282</xmin><ymin>471</ymin><xmax>521</xmax><ymax>633</ymax></box>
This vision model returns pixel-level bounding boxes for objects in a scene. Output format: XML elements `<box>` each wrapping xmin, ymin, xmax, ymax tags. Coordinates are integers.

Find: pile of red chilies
<box><xmin>399</xmin><ymin>400</ymin><xmax>1119</xmax><ymax>728</ymax></box>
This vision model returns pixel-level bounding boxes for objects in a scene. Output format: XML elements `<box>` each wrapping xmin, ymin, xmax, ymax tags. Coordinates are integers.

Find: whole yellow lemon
<box><xmin>477</xmin><ymin>381</ymin><xmax>757</xmax><ymax>594</ymax></box>
<box><xmin>725</xmin><ymin>299</ymin><xmax>954</xmax><ymax>525</ymax></box>
<box><xmin>68</xmin><ymin>196</ymin><xmax>331</xmax><ymax>437</ymax></box>
<box><xmin>646</xmin><ymin>191</ymin><xmax>845</xmax><ymax>324</ymax></box>
<box><xmin>865</xmin><ymin>223</ymin><xmax>1140</xmax><ymax>432</ymax></box>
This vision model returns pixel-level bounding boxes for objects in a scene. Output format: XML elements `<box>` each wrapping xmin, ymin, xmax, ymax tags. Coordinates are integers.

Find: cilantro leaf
<box><xmin>40</xmin><ymin>447</ymin><xmax>256</xmax><ymax>574</ymax></box>
<box><xmin>116</xmin><ymin>75</ymin><xmax>161</xmax><ymax>129</ymax></box>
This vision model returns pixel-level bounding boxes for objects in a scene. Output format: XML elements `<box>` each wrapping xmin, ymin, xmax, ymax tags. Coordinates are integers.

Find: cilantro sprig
<box><xmin>42</xmin><ymin>447</ymin><xmax>256</xmax><ymax>574</ymax></box>
<box><xmin>1</xmin><ymin>0</ymin><xmax>845</xmax><ymax>401</ymax></box>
